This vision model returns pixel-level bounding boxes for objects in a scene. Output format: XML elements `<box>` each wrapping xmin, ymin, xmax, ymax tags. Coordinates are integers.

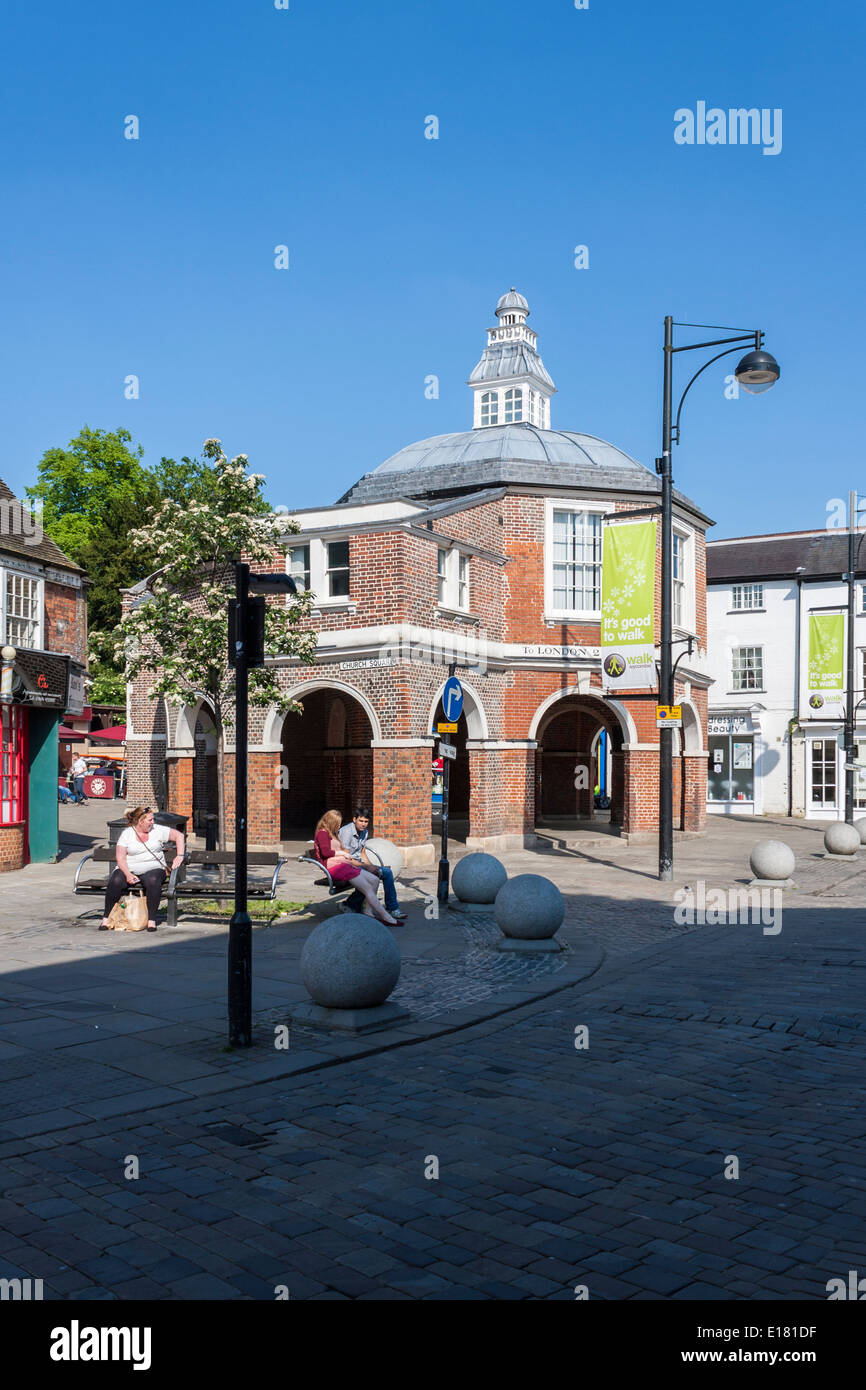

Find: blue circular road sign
<box><xmin>442</xmin><ymin>676</ymin><xmax>464</xmax><ymax>722</ymax></box>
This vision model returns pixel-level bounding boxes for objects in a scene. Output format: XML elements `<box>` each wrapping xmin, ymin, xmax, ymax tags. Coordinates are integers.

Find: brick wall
<box><xmin>0</xmin><ymin>824</ymin><xmax>25</xmax><ymax>872</ymax></box>
<box><xmin>44</xmin><ymin>580</ymin><xmax>87</xmax><ymax>662</ymax></box>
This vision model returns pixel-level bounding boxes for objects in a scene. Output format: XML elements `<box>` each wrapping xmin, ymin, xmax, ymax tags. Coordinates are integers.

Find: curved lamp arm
<box><xmin>673</xmin><ymin>346</ymin><xmax>745</xmax><ymax>444</ymax></box>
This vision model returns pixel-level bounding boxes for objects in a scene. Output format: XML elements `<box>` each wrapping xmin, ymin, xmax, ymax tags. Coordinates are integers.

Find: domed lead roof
<box><xmin>374</xmin><ymin>423</ymin><xmax>646</xmax><ymax>474</ymax></box>
<box><xmin>339</xmin><ymin>422</ymin><xmax>657</xmax><ymax>504</ymax></box>
<box><xmin>496</xmin><ymin>288</ymin><xmax>530</xmax><ymax>315</ymax></box>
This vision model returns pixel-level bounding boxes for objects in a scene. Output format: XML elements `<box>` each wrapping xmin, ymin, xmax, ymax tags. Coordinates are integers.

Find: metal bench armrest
<box><xmin>165</xmin><ymin>859</ymin><xmax>186</xmax><ymax>928</ymax></box>
<box><xmin>298</xmin><ymin>854</ymin><xmax>337</xmax><ymax>891</ymax></box>
<box><xmin>73</xmin><ymin>854</ymin><xmax>96</xmax><ymax>892</ymax></box>
<box><xmin>269</xmin><ymin>857</ymin><xmax>287</xmax><ymax>899</ymax></box>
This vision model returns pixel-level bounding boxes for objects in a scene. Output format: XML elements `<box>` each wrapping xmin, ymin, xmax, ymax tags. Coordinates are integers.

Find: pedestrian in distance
<box><xmin>99</xmin><ymin>807</ymin><xmax>185</xmax><ymax>933</ymax></box>
<box><xmin>313</xmin><ymin>809</ymin><xmax>400</xmax><ymax>927</ymax></box>
<box><xmin>71</xmin><ymin>753</ymin><xmax>89</xmax><ymax>804</ymax></box>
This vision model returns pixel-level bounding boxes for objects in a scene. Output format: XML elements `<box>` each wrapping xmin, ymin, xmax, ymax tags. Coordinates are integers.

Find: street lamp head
<box><xmin>734</xmin><ymin>348</ymin><xmax>781</xmax><ymax>395</ymax></box>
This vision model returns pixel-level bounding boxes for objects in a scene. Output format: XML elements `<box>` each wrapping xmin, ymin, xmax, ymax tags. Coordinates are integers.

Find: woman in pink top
<box><xmin>314</xmin><ymin>810</ymin><xmax>399</xmax><ymax>926</ymax></box>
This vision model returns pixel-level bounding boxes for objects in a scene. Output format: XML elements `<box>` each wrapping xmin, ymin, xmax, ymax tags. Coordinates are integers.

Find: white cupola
<box><xmin>468</xmin><ymin>288</ymin><xmax>557</xmax><ymax>429</ymax></box>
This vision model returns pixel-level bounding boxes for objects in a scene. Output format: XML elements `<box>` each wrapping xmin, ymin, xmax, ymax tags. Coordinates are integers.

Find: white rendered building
<box><xmin>707</xmin><ymin>530</ymin><xmax>866</xmax><ymax>819</ymax></box>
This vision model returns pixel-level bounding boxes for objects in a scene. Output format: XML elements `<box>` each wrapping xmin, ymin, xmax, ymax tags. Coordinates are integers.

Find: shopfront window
<box><xmin>810</xmin><ymin>738</ymin><xmax>837</xmax><ymax>809</ymax></box>
<box><xmin>1</xmin><ymin>704</ymin><xmax>26</xmax><ymax>825</ymax></box>
<box><xmin>855</xmin><ymin>739</ymin><xmax>866</xmax><ymax>811</ymax></box>
<box><xmin>707</xmin><ymin>730</ymin><xmax>754</xmax><ymax>802</ymax></box>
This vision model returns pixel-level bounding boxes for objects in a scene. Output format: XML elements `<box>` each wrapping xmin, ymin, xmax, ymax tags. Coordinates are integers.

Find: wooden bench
<box><xmin>296</xmin><ymin>842</ymin><xmax>384</xmax><ymax>899</ymax></box>
<box><xmin>74</xmin><ymin>846</ymin><xmax>287</xmax><ymax>928</ymax></box>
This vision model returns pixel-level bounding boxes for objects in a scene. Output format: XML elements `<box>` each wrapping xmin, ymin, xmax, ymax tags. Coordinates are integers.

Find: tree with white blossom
<box><xmin>114</xmin><ymin>439</ymin><xmax>316</xmax><ymax>849</ymax></box>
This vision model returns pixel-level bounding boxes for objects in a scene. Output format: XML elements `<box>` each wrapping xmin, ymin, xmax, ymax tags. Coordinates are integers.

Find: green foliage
<box><xmin>117</xmin><ymin>438</ymin><xmax>317</xmax><ymax>727</ymax></box>
<box><xmin>26</xmin><ymin>426</ymin><xmax>153</xmax><ymax>564</ymax></box>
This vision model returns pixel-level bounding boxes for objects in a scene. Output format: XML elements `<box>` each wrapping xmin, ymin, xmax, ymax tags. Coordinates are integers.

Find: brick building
<box><xmin>128</xmin><ymin>290</ymin><xmax>711</xmax><ymax>861</ymax></box>
<box><xmin>0</xmin><ymin>479</ymin><xmax>87</xmax><ymax>871</ymax></box>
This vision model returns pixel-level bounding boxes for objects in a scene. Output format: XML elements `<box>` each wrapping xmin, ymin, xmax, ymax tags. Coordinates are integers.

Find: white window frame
<box><xmin>480</xmin><ymin>391</ymin><xmax>499</xmax><ymax>427</ymax></box>
<box><xmin>1</xmin><ymin>565</ymin><xmax>44</xmax><ymax>651</ymax></box>
<box><xmin>504</xmin><ymin>387</ymin><xmax>523</xmax><ymax>423</ymax></box>
<box><xmin>731</xmin><ymin>645</ymin><xmax>763</xmax><ymax>691</ymax></box>
<box><xmin>286</xmin><ymin>537</ymin><xmax>353</xmax><ymax>609</ymax></box>
<box><xmin>732</xmin><ymin>582</ymin><xmax>764</xmax><ymax>611</ymax></box>
<box><xmin>544</xmin><ymin>500</ymin><xmax>611</xmax><ymax>620</ymax></box>
<box><xmin>436</xmin><ymin>547</ymin><xmax>470</xmax><ymax>613</ymax></box>
<box><xmin>287</xmin><ymin>543</ymin><xmax>310</xmax><ymax>593</ymax></box>
<box><xmin>672</xmin><ymin>526</ymin><xmax>694</xmax><ymax>633</ymax></box>
<box><xmin>437</xmin><ymin>548</ymin><xmax>448</xmax><ymax>604</ymax></box>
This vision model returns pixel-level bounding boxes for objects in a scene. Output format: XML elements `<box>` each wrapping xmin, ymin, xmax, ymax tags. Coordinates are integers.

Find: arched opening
<box><xmin>280</xmin><ymin>686</ymin><xmax>375</xmax><ymax>837</ymax></box>
<box><xmin>534</xmin><ymin>693</ymin><xmax>625</xmax><ymax>830</ymax></box>
<box><xmin>428</xmin><ymin>680</ymin><xmax>487</xmax><ymax>844</ymax></box>
<box><xmin>192</xmin><ymin>704</ymin><xmax>219</xmax><ymax>834</ymax></box>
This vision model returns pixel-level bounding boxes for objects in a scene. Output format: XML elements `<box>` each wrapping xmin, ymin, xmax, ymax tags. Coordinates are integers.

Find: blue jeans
<box><xmin>58</xmin><ymin>787</ymin><xmax>73</xmax><ymax>803</ymax></box>
<box><xmin>73</xmin><ymin>776</ymin><xmax>87</xmax><ymax>802</ymax></box>
<box><xmin>346</xmin><ymin>865</ymin><xmax>398</xmax><ymax>913</ymax></box>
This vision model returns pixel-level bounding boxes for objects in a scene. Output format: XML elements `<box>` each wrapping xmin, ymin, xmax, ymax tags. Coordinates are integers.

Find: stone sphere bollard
<box><xmin>749</xmin><ymin>840</ymin><xmax>796</xmax><ymax>882</ymax></box>
<box><xmin>452</xmin><ymin>852</ymin><xmax>507</xmax><ymax>905</ymax></box>
<box><xmin>494</xmin><ymin>873</ymin><xmax>565</xmax><ymax>951</ymax></box>
<box><xmin>824</xmin><ymin>821</ymin><xmax>861</xmax><ymax>857</ymax></box>
<box><xmin>300</xmin><ymin>914</ymin><xmax>401</xmax><ymax>1010</ymax></box>
<box><xmin>364</xmin><ymin>837</ymin><xmax>404</xmax><ymax>879</ymax></box>
<box><xmin>855</xmin><ymin>818</ymin><xmax>866</xmax><ymax>845</ymax></box>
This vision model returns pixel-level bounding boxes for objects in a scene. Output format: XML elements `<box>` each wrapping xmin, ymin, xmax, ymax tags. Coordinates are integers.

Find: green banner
<box><xmin>806</xmin><ymin>612</ymin><xmax>844</xmax><ymax>712</ymax></box>
<box><xmin>601</xmin><ymin>519</ymin><xmax>657</xmax><ymax>691</ymax></box>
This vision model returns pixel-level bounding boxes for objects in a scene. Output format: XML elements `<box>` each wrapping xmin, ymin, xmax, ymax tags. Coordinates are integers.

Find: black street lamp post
<box><xmin>228</xmin><ymin>563</ymin><xmax>297</xmax><ymax>1048</ymax></box>
<box><xmin>657</xmin><ymin>318</ymin><xmax>780</xmax><ymax>881</ymax></box>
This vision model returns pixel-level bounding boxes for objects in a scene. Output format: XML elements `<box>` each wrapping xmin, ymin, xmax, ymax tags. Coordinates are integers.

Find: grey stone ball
<box><xmin>452</xmin><ymin>852</ymin><xmax>508</xmax><ymax>904</ymax></box>
<box><xmin>495</xmin><ymin>874</ymin><xmax>565</xmax><ymax>940</ymax></box>
<box><xmin>364</xmin><ymin>837</ymin><xmax>404</xmax><ymax>879</ymax></box>
<box><xmin>300</xmin><ymin>914</ymin><xmax>401</xmax><ymax>1009</ymax></box>
<box><xmin>854</xmin><ymin>818</ymin><xmax>866</xmax><ymax>845</ymax></box>
<box><xmin>824</xmin><ymin>821</ymin><xmax>861</xmax><ymax>856</ymax></box>
<box><xmin>749</xmin><ymin>840</ymin><xmax>796</xmax><ymax>881</ymax></box>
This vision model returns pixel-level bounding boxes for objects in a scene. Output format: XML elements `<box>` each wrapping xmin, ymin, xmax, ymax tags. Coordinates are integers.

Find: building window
<box><xmin>4</xmin><ymin>572</ymin><xmax>41</xmax><ymax>649</ymax></box>
<box><xmin>326</xmin><ymin>541</ymin><xmax>350</xmax><ymax>598</ymax></box>
<box><xmin>288</xmin><ymin>544</ymin><xmax>310</xmax><ymax>592</ymax></box>
<box><xmin>732</xmin><ymin>646</ymin><xmax>763</xmax><ymax>690</ymax></box>
<box><xmin>537</xmin><ymin>397</ymin><xmax>546</xmax><ymax>428</ymax></box>
<box><xmin>437</xmin><ymin>548</ymin><xmax>470</xmax><ymax>611</ymax></box>
<box><xmin>811</xmin><ymin>738</ymin><xmax>837</xmax><ymax>808</ymax></box>
<box><xmin>732</xmin><ymin>583</ymin><xmax>763</xmax><ymax>610</ymax></box>
<box><xmin>861</xmin><ymin>584</ymin><xmax>866</xmax><ymax>615</ymax></box>
<box><xmin>457</xmin><ymin>553</ymin><xmax>469</xmax><ymax>610</ymax></box>
<box><xmin>437</xmin><ymin>548</ymin><xmax>448</xmax><ymax>604</ymax></box>
<box><xmin>552</xmin><ymin>510</ymin><xmax>602</xmax><ymax>613</ymax></box>
<box><xmin>0</xmin><ymin>704</ymin><xmax>25</xmax><ymax>825</ymax></box>
<box><xmin>480</xmin><ymin>392</ymin><xmax>498</xmax><ymax>426</ymax></box>
<box><xmin>673</xmin><ymin>533</ymin><xmax>686</xmax><ymax>628</ymax></box>
<box><xmin>504</xmin><ymin>388</ymin><xmax>523</xmax><ymax>423</ymax></box>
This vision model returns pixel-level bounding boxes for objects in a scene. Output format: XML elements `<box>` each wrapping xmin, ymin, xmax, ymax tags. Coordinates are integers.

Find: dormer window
<box><xmin>504</xmin><ymin>388</ymin><xmax>523</xmax><ymax>423</ymax></box>
<box><xmin>481</xmin><ymin>391</ymin><xmax>499</xmax><ymax>426</ymax></box>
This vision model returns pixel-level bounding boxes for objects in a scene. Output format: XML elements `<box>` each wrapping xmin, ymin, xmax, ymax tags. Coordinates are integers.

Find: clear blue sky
<box><xmin>1</xmin><ymin>0</ymin><xmax>862</xmax><ymax>538</ymax></box>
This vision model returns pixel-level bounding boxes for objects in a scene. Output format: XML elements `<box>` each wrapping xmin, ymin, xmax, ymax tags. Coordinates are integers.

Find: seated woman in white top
<box><xmin>100</xmin><ymin>807</ymin><xmax>185</xmax><ymax>932</ymax></box>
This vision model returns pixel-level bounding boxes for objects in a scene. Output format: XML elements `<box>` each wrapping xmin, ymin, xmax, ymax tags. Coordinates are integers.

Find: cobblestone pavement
<box><xmin>1</xmin><ymin>815</ymin><xmax>865</xmax><ymax>1299</ymax></box>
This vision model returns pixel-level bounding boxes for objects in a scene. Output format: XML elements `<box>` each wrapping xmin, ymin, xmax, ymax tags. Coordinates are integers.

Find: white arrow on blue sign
<box><xmin>442</xmin><ymin>676</ymin><xmax>463</xmax><ymax>722</ymax></box>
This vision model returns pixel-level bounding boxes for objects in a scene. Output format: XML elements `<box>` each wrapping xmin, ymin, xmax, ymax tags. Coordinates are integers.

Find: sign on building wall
<box><xmin>601</xmin><ymin>519</ymin><xmax>657</xmax><ymax>692</ymax></box>
<box><xmin>806</xmin><ymin>613</ymin><xmax>845</xmax><ymax>716</ymax></box>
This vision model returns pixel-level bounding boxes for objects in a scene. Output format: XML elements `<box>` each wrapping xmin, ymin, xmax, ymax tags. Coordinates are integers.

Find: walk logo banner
<box><xmin>806</xmin><ymin>612</ymin><xmax>845</xmax><ymax>715</ymax></box>
<box><xmin>601</xmin><ymin>518</ymin><xmax>657</xmax><ymax>691</ymax></box>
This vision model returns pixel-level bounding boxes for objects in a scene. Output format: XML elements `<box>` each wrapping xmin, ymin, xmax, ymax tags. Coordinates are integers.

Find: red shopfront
<box><xmin>0</xmin><ymin>704</ymin><xmax>28</xmax><ymax>871</ymax></box>
<box><xmin>0</xmin><ymin>650</ymin><xmax>86</xmax><ymax>871</ymax></box>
